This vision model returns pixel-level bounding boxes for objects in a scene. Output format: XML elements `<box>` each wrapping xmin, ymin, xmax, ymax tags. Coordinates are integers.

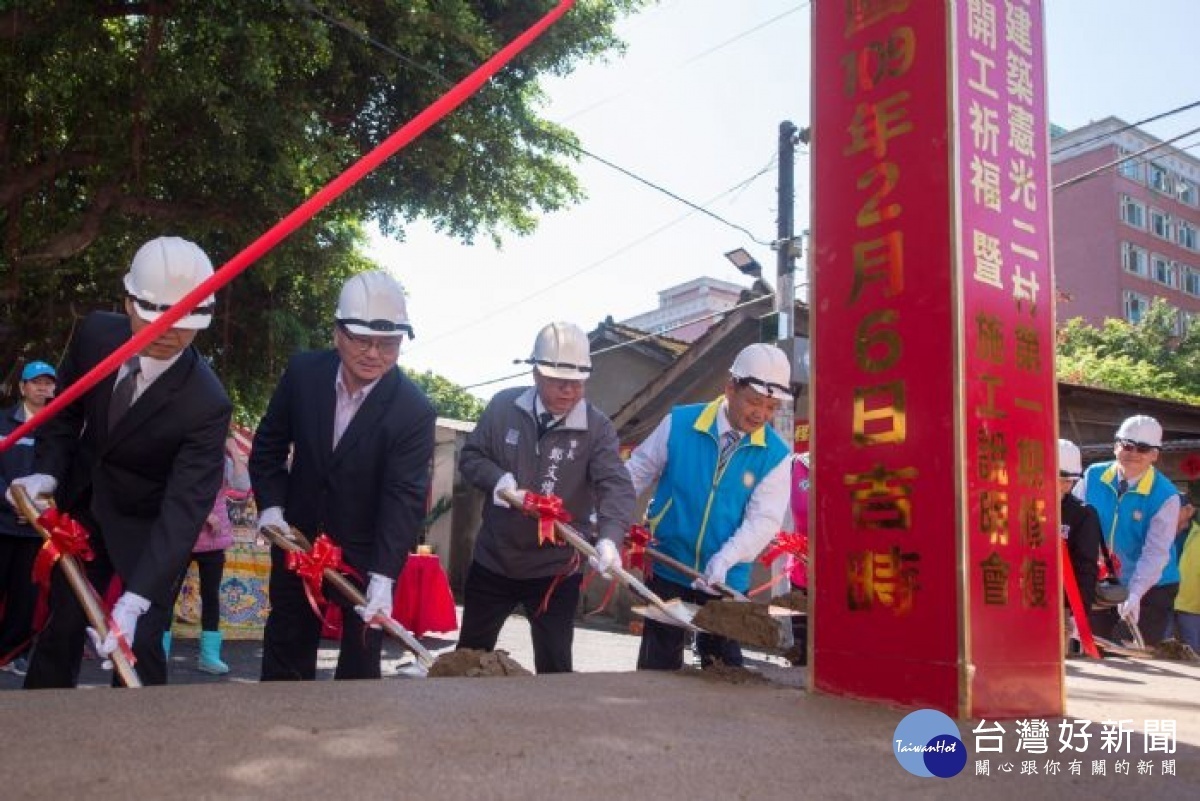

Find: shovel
<box><xmin>644</xmin><ymin>546</ymin><xmax>798</xmax><ymax>651</ymax></box>
<box><xmin>260</xmin><ymin>524</ymin><xmax>436</xmax><ymax>673</ymax></box>
<box><xmin>10</xmin><ymin>486</ymin><xmax>143</xmax><ymax>688</ymax></box>
<box><xmin>499</xmin><ymin>490</ymin><xmax>700</xmax><ymax>631</ymax></box>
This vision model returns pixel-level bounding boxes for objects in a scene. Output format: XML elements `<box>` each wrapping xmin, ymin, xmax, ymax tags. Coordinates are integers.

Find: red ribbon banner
<box><xmin>285</xmin><ymin>534</ymin><xmax>361</xmax><ymax>621</ymax></box>
<box><xmin>523</xmin><ymin>492</ymin><xmax>572</xmax><ymax>546</ymax></box>
<box><xmin>0</xmin><ymin>0</ymin><xmax>577</xmax><ymax>456</ymax></box>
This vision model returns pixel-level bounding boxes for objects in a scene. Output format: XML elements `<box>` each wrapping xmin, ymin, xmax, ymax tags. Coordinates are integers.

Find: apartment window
<box><xmin>1150</xmin><ymin>208</ymin><xmax>1172</xmax><ymax>240</ymax></box>
<box><xmin>1179</xmin><ymin>178</ymin><xmax>1198</xmax><ymax>207</ymax></box>
<box><xmin>1151</xmin><ymin>254</ymin><xmax>1177</xmax><ymax>288</ymax></box>
<box><xmin>1149</xmin><ymin>163</ymin><xmax>1173</xmax><ymax>195</ymax></box>
<box><xmin>1119</xmin><ymin>195</ymin><xmax>1146</xmax><ymax>228</ymax></box>
<box><xmin>1124</xmin><ymin>291</ymin><xmax>1150</xmax><ymax>323</ymax></box>
<box><xmin>1169</xmin><ymin>306</ymin><xmax>1187</xmax><ymax>337</ymax></box>
<box><xmin>1186</xmin><ymin>266</ymin><xmax>1200</xmax><ymax>297</ymax></box>
<box><xmin>1178</xmin><ymin>220</ymin><xmax>1198</xmax><ymax>251</ymax></box>
<box><xmin>1117</xmin><ymin>148</ymin><xmax>1143</xmax><ymax>182</ymax></box>
<box><xmin>1122</xmin><ymin>242</ymin><xmax>1148</xmax><ymax>277</ymax></box>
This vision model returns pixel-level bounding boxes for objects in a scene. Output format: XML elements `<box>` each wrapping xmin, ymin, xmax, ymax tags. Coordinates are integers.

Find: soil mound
<box><xmin>428</xmin><ymin>649</ymin><xmax>532</xmax><ymax>677</ymax></box>
<box><xmin>692</xmin><ymin>601</ymin><xmax>783</xmax><ymax>650</ymax></box>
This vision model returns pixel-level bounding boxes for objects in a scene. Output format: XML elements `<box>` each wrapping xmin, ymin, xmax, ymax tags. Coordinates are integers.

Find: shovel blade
<box><xmin>631</xmin><ymin>599</ymin><xmax>702</xmax><ymax>631</ymax></box>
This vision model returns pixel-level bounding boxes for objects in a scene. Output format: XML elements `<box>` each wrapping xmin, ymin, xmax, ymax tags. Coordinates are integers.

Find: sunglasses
<box><xmin>1116</xmin><ymin>439</ymin><xmax>1157</xmax><ymax>454</ymax></box>
<box><xmin>337</xmin><ymin>317</ymin><xmax>414</xmax><ymax>338</ymax></box>
<box><xmin>129</xmin><ymin>295</ymin><xmax>214</xmax><ymax>317</ymax></box>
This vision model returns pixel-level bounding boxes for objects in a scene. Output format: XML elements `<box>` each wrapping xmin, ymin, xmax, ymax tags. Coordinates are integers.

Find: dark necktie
<box><xmin>717</xmin><ymin>430</ymin><xmax>740</xmax><ymax>471</ymax></box>
<box><xmin>537</xmin><ymin>411</ymin><xmax>555</xmax><ymax>439</ymax></box>
<box><xmin>1117</xmin><ymin>478</ymin><xmax>1129</xmax><ymax>497</ymax></box>
<box><xmin>108</xmin><ymin>357</ymin><xmax>141</xmax><ymax>430</ymax></box>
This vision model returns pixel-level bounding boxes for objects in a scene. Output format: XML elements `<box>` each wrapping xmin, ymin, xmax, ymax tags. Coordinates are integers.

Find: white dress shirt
<box><xmin>333</xmin><ymin>369</ymin><xmax>381</xmax><ymax>448</ymax></box>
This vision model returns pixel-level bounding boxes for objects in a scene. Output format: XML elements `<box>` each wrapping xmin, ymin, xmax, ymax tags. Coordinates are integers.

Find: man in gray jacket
<box><xmin>457</xmin><ymin>321</ymin><xmax>634</xmax><ymax>673</ymax></box>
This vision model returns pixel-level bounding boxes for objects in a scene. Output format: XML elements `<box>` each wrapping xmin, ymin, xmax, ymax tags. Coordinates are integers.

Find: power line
<box><xmin>297</xmin><ymin>1</ymin><xmax>780</xmax><ymax>245</ymax></box>
<box><xmin>407</xmin><ymin>163</ymin><xmax>776</xmax><ymax>353</ymax></box>
<box><xmin>460</xmin><ymin>291</ymin><xmax>775</xmax><ymax>391</ymax></box>
<box><xmin>1053</xmin><ymin>125</ymin><xmax>1200</xmax><ymax>192</ymax></box>
<box><xmin>1050</xmin><ymin>99</ymin><xmax>1200</xmax><ymax>155</ymax></box>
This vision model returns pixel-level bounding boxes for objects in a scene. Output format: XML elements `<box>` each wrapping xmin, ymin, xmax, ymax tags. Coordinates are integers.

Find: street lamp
<box><xmin>724</xmin><ymin>248</ymin><xmax>763</xmax><ymax>278</ymax></box>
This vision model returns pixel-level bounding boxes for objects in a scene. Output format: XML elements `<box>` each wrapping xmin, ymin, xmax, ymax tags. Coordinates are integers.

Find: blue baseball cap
<box><xmin>20</xmin><ymin>361</ymin><xmax>56</xmax><ymax>382</ymax></box>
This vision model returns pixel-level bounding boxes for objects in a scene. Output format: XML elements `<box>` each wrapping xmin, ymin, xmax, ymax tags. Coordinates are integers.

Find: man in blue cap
<box><xmin>0</xmin><ymin>360</ymin><xmax>57</xmax><ymax>675</ymax></box>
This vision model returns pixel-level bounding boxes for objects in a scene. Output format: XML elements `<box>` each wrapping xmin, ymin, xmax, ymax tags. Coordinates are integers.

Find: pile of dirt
<box><xmin>428</xmin><ymin>649</ymin><xmax>532</xmax><ymax>677</ymax></box>
<box><xmin>692</xmin><ymin>601</ymin><xmax>783</xmax><ymax>650</ymax></box>
<box><xmin>689</xmin><ymin>661</ymin><xmax>774</xmax><ymax>686</ymax></box>
<box><xmin>1153</xmin><ymin>638</ymin><xmax>1199</xmax><ymax>662</ymax></box>
<box><xmin>770</xmin><ymin>590</ymin><xmax>808</xmax><ymax>613</ymax></box>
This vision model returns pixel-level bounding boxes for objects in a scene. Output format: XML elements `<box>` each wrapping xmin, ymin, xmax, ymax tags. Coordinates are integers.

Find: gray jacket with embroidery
<box><xmin>459</xmin><ymin>386</ymin><xmax>635</xmax><ymax>580</ymax></box>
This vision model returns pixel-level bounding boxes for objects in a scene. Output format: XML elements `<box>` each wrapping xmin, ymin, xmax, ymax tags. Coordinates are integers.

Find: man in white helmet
<box><xmin>1074</xmin><ymin>415</ymin><xmax>1181</xmax><ymax>646</ymax></box>
<box><xmin>251</xmin><ymin>270</ymin><xmax>435</xmax><ymax>681</ymax></box>
<box><xmin>626</xmin><ymin>342</ymin><xmax>793</xmax><ymax>670</ymax></box>
<box><xmin>457</xmin><ymin>321</ymin><xmax>634</xmax><ymax>673</ymax></box>
<box><xmin>9</xmin><ymin>236</ymin><xmax>232</xmax><ymax>688</ymax></box>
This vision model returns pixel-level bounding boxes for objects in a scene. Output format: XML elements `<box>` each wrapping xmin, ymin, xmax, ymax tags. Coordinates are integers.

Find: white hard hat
<box><xmin>1057</xmin><ymin>439</ymin><xmax>1083</xmax><ymax>478</ymax></box>
<box><xmin>1115</xmin><ymin>415</ymin><xmax>1162</xmax><ymax>448</ymax></box>
<box><xmin>122</xmin><ymin>237</ymin><xmax>215</xmax><ymax>330</ymax></box>
<box><xmin>335</xmin><ymin>271</ymin><xmax>413</xmax><ymax>338</ymax></box>
<box><xmin>729</xmin><ymin>343</ymin><xmax>793</xmax><ymax>400</ymax></box>
<box><xmin>527</xmin><ymin>322</ymin><xmax>592</xmax><ymax>380</ymax></box>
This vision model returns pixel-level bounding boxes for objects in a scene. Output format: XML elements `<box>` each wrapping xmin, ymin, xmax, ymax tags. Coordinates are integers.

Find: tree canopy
<box><xmin>0</xmin><ymin>0</ymin><xmax>641</xmax><ymax>418</ymax></box>
<box><xmin>1056</xmin><ymin>299</ymin><xmax>1200</xmax><ymax>405</ymax></box>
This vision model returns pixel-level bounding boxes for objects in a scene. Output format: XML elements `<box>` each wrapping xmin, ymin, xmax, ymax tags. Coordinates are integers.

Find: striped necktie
<box><xmin>717</xmin><ymin>429</ymin><xmax>740</xmax><ymax>471</ymax></box>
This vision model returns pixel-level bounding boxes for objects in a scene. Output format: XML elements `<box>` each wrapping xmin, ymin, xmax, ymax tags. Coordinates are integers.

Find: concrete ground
<box><xmin>1</xmin><ymin>613</ymin><xmax>1198</xmax><ymax>800</ymax></box>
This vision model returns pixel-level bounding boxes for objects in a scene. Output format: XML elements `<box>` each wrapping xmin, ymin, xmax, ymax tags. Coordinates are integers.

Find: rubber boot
<box><xmin>198</xmin><ymin>630</ymin><xmax>229</xmax><ymax>675</ymax></box>
<box><xmin>162</xmin><ymin>630</ymin><xmax>173</xmax><ymax>659</ymax></box>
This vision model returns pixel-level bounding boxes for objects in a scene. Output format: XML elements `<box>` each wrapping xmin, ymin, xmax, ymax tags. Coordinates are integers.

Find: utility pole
<box><xmin>773</xmin><ymin>120</ymin><xmax>801</xmax><ymax>447</ymax></box>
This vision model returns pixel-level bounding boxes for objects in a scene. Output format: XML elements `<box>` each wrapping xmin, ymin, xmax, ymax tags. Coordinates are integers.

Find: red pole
<box><xmin>1</xmin><ymin>0</ymin><xmax>576</xmax><ymax>453</ymax></box>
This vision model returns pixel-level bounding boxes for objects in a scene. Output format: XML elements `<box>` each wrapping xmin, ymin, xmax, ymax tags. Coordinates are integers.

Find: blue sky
<box><xmin>367</xmin><ymin>0</ymin><xmax>1200</xmax><ymax>396</ymax></box>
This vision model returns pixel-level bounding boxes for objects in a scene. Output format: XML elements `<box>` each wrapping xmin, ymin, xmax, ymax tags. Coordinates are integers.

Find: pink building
<box><xmin>1052</xmin><ymin>117</ymin><xmax>1200</xmax><ymax>331</ymax></box>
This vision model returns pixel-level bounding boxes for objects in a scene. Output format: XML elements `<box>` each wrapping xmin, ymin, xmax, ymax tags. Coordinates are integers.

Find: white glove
<box><xmin>87</xmin><ymin>591</ymin><xmax>150</xmax><ymax>668</ymax></box>
<box><xmin>692</xmin><ymin>551</ymin><xmax>736</xmax><ymax>596</ymax></box>
<box><xmin>1118</xmin><ymin>595</ymin><xmax>1141</xmax><ymax>629</ymax></box>
<box><xmin>492</xmin><ymin>473</ymin><xmax>527</xmax><ymax>509</ymax></box>
<box><xmin>588</xmin><ymin>539</ymin><xmax>621</xmax><ymax>578</ymax></box>
<box><xmin>6</xmin><ymin>473</ymin><xmax>57</xmax><ymax>506</ymax></box>
<box><xmin>255</xmin><ymin>506</ymin><xmax>292</xmax><ymax>546</ymax></box>
<box><xmin>354</xmin><ymin>572</ymin><xmax>395</xmax><ymax>628</ymax></box>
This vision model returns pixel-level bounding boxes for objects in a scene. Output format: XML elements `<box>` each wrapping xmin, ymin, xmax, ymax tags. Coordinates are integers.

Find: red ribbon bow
<box><xmin>759</xmin><ymin>532</ymin><xmax>808</xmax><ymax>568</ymax></box>
<box><xmin>522</xmin><ymin>492</ymin><xmax>572</xmax><ymax>546</ymax></box>
<box><xmin>33</xmin><ymin>508</ymin><xmax>94</xmax><ymax>590</ymax></box>
<box><xmin>624</xmin><ymin>524</ymin><xmax>653</xmax><ymax>573</ymax></box>
<box><xmin>285</xmin><ymin>534</ymin><xmax>360</xmax><ymax>620</ymax></box>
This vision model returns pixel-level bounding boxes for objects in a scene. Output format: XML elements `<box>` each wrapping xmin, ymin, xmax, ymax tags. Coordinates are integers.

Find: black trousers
<box><xmin>169</xmin><ymin>550</ymin><xmax>225</xmax><ymax>632</ymax></box>
<box><xmin>1089</xmin><ymin>582</ymin><xmax>1179</xmax><ymax>646</ymax></box>
<box><xmin>260</xmin><ymin>544</ymin><xmax>383</xmax><ymax>681</ymax></box>
<box><xmin>0</xmin><ymin>534</ymin><xmax>40</xmax><ymax>661</ymax></box>
<box><xmin>457</xmin><ymin>561</ymin><xmax>581</xmax><ymax>674</ymax></box>
<box><xmin>23</xmin><ymin>540</ymin><xmax>171</xmax><ymax>688</ymax></box>
<box><xmin>636</xmin><ymin>575</ymin><xmax>744</xmax><ymax>670</ymax></box>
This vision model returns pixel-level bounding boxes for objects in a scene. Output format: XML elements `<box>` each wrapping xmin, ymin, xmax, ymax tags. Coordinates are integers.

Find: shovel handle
<box><xmin>261</xmin><ymin>525</ymin><xmax>436</xmax><ymax>671</ymax></box>
<box><xmin>643</xmin><ymin>547</ymin><xmax>748</xmax><ymax>601</ymax></box>
<box><xmin>10</xmin><ymin>486</ymin><xmax>143</xmax><ymax>688</ymax></box>
<box><xmin>499</xmin><ymin>490</ymin><xmax>695</xmax><ymax>629</ymax></box>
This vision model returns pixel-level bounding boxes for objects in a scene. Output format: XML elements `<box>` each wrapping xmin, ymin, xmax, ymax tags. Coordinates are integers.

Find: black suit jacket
<box><xmin>34</xmin><ymin>312</ymin><xmax>232</xmax><ymax>606</ymax></box>
<box><xmin>249</xmin><ymin>350</ymin><xmax>436</xmax><ymax>579</ymax></box>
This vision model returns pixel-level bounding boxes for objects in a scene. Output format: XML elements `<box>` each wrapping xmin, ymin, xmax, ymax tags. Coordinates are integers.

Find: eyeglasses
<box><xmin>734</xmin><ymin>376</ymin><xmax>794</xmax><ymax>398</ymax></box>
<box><xmin>1116</xmin><ymin>439</ymin><xmax>1158</xmax><ymax>454</ymax></box>
<box><xmin>337</xmin><ymin>324</ymin><xmax>404</xmax><ymax>356</ymax></box>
